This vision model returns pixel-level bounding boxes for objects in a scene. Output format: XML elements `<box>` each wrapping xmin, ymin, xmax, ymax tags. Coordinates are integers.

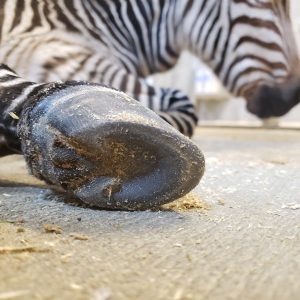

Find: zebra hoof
<box><xmin>19</xmin><ymin>83</ymin><xmax>205</xmax><ymax>210</ymax></box>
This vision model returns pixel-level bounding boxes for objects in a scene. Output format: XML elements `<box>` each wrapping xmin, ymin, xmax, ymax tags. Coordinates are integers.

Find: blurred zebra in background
<box><xmin>0</xmin><ymin>0</ymin><xmax>299</xmax><ymax>149</ymax></box>
<box><xmin>0</xmin><ymin>0</ymin><xmax>299</xmax><ymax>154</ymax></box>
<box><xmin>0</xmin><ymin>0</ymin><xmax>299</xmax><ymax>209</ymax></box>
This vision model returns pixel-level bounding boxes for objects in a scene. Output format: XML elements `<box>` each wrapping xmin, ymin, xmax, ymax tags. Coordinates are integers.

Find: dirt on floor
<box><xmin>0</xmin><ymin>127</ymin><xmax>300</xmax><ymax>300</ymax></box>
<box><xmin>0</xmin><ymin>191</ymin><xmax>210</xmax><ymax>300</ymax></box>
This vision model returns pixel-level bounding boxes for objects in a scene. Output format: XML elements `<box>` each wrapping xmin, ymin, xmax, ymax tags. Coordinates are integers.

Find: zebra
<box><xmin>0</xmin><ymin>0</ymin><xmax>299</xmax><ymax>209</ymax></box>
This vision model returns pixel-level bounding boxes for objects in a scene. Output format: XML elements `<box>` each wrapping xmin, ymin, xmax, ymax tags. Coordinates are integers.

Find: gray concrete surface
<box><xmin>0</xmin><ymin>127</ymin><xmax>300</xmax><ymax>300</ymax></box>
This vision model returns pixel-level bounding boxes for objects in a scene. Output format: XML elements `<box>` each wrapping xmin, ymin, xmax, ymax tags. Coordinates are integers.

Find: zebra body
<box><xmin>0</xmin><ymin>0</ymin><xmax>299</xmax><ymax>208</ymax></box>
<box><xmin>1</xmin><ymin>1</ymin><xmax>298</xmax><ymax>140</ymax></box>
<box><xmin>1</xmin><ymin>0</ymin><xmax>204</xmax><ymax>139</ymax></box>
<box><xmin>0</xmin><ymin>0</ymin><xmax>179</xmax><ymax>81</ymax></box>
<box><xmin>1</xmin><ymin>1</ymin><xmax>298</xmax><ymax>85</ymax></box>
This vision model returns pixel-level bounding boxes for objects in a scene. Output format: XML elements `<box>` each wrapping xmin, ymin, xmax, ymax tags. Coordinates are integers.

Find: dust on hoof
<box><xmin>18</xmin><ymin>83</ymin><xmax>205</xmax><ymax>210</ymax></box>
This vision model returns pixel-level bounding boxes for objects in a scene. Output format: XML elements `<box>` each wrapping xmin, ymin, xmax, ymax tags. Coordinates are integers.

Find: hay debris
<box><xmin>8</xmin><ymin>112</ymin><xmax>19</xmax><ymax>120</ymax></box>
<box><xmin>43</xmin><ymin>224</ymin><xmax>63</xmax><ymax>234</ymax></box>
<box><xmin>163</xmin><ymin>194</ymin><xmax>211</xmax><ymax>211</ymax></box>
<box><xmin>0</xmin><ymin>246</ymin><xmax>50</xmax><ymax>254</ymax></box>
<box><xmin>0</xmin><ymin>290</ymin><xmax>29</xmax><ymax>299</ymax></box>
<box><xmin>70</xmin><ymin>233</ymin><xmax>89</xmax><ymax>241</ymax></box>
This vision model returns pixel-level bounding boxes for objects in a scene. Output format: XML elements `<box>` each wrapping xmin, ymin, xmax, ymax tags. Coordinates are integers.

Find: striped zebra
<box><xmin>0</xmin><ymin>0</ymin><xmax>299</xmax><ymax>209</ymax></box>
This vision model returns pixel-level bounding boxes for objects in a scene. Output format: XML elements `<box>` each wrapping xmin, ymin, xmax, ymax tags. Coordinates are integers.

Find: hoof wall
<box><xmin>20</xmin><ymin>84</ymin><xmax>205</xmax><ymax>210</ymax></box>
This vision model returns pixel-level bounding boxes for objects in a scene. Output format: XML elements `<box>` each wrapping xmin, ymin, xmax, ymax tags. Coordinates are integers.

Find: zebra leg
<box><xmin>156</xmin><ymin>88</ymin><xmax>199</xmax><ymax>138</ymax></box>
<box><xmin>0</xmin><ymin>65</ymin><xmax>205</xmax><ymax>210</ymax></box>
<box><xmin>98</xmin><ymin>69</ymin><xmax>199</xmax><ymax>137</ymax></box>
<box><xmin>0</xmin><ymin>64</ymin><xmax>45</xmax><ymax>156</ymax></box>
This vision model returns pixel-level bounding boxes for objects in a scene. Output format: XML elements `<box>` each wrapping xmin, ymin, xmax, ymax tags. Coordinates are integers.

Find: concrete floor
<box><xmin>0</xmin><ymin>127</ymin><xmax>299</xmax><ymax>300</ymax></box>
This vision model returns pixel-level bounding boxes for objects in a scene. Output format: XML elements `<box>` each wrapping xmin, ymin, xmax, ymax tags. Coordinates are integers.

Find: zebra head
<box><xmin>180</xmin><ymin>0</ymin><xmax>300</xmax><ymax>118</ymax></box>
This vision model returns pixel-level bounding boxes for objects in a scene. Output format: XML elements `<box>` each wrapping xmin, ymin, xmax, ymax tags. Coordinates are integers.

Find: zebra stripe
<box><xmin>0</xmin><ymin>0</ymin><xmax>298</xmax><ymax>154</ymax></box>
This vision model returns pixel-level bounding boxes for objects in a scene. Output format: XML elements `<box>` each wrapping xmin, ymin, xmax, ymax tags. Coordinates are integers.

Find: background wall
<box><xmin>151</xmin><ymin>0</ymin><xmax>300</xmax><ymax>125</ymax></box>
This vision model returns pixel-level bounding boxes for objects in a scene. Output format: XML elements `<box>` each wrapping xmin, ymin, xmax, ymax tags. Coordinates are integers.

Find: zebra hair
<box><xmin>0</xmin><ymin>0</ymin><xmax>299</xmax><ymax>153</ymax></box>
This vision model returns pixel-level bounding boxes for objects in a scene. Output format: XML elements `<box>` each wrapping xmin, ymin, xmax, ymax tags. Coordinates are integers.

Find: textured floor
<box><xmin>0</xmin><ymin>127</ymin><xmax>299</xmax><ymax>300</ymax></box>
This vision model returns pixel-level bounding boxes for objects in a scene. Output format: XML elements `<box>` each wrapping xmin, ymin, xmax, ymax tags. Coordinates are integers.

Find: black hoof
<box><xmin>19</xmin><ymin>83</ymin><xmax>205</xmax><ymax>210</ymax></box>
<box><xmin>246</xmin><ymin>79</ymin><xmax>300</xmax><ymax>118</ymax></box>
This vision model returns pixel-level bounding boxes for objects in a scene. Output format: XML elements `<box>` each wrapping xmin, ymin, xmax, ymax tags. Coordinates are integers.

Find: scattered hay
<box><xmin>8</xmin><ymin>112</ymin><xmax>20</xmax><ymax>120</ymax></box>
<box><xmin>281</xmin><ymin>202</ymin><xmax>300</xmax><ymax>210</ymax></box>
<box><xmin>267</xmin><ymin>159</ymin><xmax>288</xmax><ymax>165</ymax></box>
<box><xmin>163</xmin><ymin>194</ymin><xmax>211</xmax><ymax>212</ymax></box>
<box><xmin>0</xmin><ymin>290</ymin><xmax>30</xmax><ymax>299</ymax></box>
<box><xmin>0</xmin><ymin>219</ymin><xmax>24</xmax><ymax>224</ymax></box>
<box><xmin>69</xmin><ymin>233</ymin><xmax>89</xmax><ymax>241</ymax></box>
<box><xmin>43</xmin><ymin>224</ymin><xmax>63</xmax><ymax>234</ymax></box>
<box><xmin>16</xmin><ymin>227</ymin><xmax>25</xmax><ymax>233</ymax></box>
<box><xmin>0</xmin><ymin>246</ymin><xmax>50</xmax><ymax>254</ymax></box>
<box><xmin>217</xmin><ymin>199</ymin><xmax>225</xmax><ymax>206</ymax></box>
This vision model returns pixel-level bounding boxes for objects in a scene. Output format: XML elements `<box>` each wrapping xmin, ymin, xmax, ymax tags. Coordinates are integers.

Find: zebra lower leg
<box><xmin>92</xmin><ymin>65</ymin><xmax>199</xmax><ymax>138</ymax></box>
<box><xmin>0</xmin><ymin>65</ymin><xmax>205</xmax><ymax>210</ymax></box>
